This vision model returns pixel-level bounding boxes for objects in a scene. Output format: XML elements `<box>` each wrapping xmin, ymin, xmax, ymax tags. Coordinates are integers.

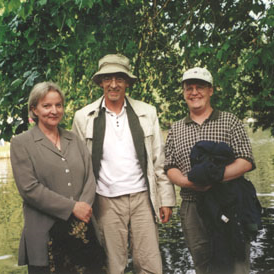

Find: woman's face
<box><xmin>33</xmin><ymin>90</ymin><xmax>64</xmax><ymax>130</ymax></box>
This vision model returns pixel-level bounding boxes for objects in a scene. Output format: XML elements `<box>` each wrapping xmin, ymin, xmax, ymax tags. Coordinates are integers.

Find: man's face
<box><xmin>100</xmin><ymin>73</ymin><xmax>129</xmax><ymax>104</ymax></box>
<box><xmin>183</xmin><ymin>79</ymin><xmax>213</xmax><ymax>112</ymax></box>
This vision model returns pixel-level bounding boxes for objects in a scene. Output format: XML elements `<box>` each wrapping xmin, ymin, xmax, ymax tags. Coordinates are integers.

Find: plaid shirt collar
<box><xmin>184</xmin><ymin>109</ymin><xmax>220</xmax><ymax>124</ymax></box>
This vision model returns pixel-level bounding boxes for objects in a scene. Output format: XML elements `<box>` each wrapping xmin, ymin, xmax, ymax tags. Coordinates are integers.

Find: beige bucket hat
<box><xmin>182</xmin><ymin>67</ymin><xmax>213</xmax><ymax>85</ymax></box>
<box><xmin>92</xmin><ymin>54</ymin><xmax>137</xmax><ymax>86</ymax></box>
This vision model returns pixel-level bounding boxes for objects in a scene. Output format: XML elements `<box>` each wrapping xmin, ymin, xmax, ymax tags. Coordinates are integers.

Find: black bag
<box><xmin>48</xmin><ymin>216</ymin><xmax>106</xmax><ymax>273</ymax></box>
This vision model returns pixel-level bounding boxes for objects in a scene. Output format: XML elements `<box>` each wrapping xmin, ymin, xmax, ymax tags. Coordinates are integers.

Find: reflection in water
<box><xmin>0</xmin><ymin>159</ymin><xmax>27</xmax><ymax>274</ymax></box>
<box><xmin>251</xmin><ymin>209</ymin><xmax>274</xmax><ymax>273</ymax></box>
<box><xmin>0</xmin><ymin>159</ymin><xmax>12</xmax><ymax>184</ymax></box>
<box><xmin>157</xmin><ymin>205</ymin><xmax>274</xmax><ymax>273</ymax></box>
<box><xmin>0</xmin><ymin>128</ymin><xmax>274</xmax><ymax>273</ymax></box>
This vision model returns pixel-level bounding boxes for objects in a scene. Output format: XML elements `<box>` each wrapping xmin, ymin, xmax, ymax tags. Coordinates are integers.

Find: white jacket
<box><xmin>72</xmin><ymin>96</ymin><xmax>175</xmax><ymax>221</ymax></box>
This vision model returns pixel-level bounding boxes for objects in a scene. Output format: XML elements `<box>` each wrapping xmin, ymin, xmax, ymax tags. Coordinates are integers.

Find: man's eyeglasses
<box><xmin>184</xmin><ymin>84</ymin><xmax>211</xmax><ymax>94</ymax></box>
<box><xmin>102</xmin><ymin>76</ymin><xmax>126</xmax><ymax>85</ymax></box>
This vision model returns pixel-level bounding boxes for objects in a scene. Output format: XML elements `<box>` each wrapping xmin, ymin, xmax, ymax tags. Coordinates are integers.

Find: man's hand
<box><xmin>167</xmin><ymin>168</ymin><xmax>212</xmax><ymax>191</ymax></box>
<box><xmin>159</xmin><ymin>207</ymin><xmax>172</xmax><ymax>223</ymax></box>
<box><xmin>72</xmin><ymin>201</ymin><xmax>92</xmax><ymax>223</ymax></box>
<box><xmin>188</xmin><ymin>182</ymin><xmax>212</xmax><ymax>192</ymax></box>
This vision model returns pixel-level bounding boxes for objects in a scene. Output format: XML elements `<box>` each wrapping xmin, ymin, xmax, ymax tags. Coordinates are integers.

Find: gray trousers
<box><xmin>180</xmin><ymin>200</ymin><xmax>250</xmax><ymax>274</ymax></box>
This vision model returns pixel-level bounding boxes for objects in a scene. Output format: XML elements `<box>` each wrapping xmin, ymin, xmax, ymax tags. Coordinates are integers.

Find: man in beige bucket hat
<box><xmin>73</xmin><ymin>54</ymin><xmax>176</xmax><ymax>274</ymax></box>
<box><xmin>164</xmin><ymin>67</ymin><xmax>256</xmax><ymax>274</ymax></box>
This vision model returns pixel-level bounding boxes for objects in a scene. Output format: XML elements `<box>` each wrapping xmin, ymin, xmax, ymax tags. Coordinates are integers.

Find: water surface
<box><xmin>1</xmin><ymin>128</ymin><xmax>274</xmax><ymax>273</ymax></box>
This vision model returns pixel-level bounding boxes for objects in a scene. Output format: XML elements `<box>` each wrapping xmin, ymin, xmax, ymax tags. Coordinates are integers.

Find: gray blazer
<box><xmin>10</xmin><ymin>125</ymin><xmax>96</xmax><ymax>266</ymax></box>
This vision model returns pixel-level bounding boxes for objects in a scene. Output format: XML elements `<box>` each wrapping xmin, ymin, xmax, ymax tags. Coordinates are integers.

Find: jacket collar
<box><xmin>86</xmin><ymin>96</ymin><xmax>147</xmax><ymax>117</ymax></box>
<box><xmin>86</xmin><ymin>96</ymin><xmax>104</xmax><ymax>116</ymax></box>
<box><xmin>31</xmin><ymin>125</ymin><xmax>72</xmax><ymax>155</ymax></box>
<box><xmin>126</xmin><ymin>96</ymin><xmax>147</xmax><ymax>117</ymax></box>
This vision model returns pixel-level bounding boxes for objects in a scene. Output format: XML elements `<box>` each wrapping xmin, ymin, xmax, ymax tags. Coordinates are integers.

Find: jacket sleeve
<box><xmin>10</xmin><ymin>136</ymin><xmax>76</xmax><ymax>221</ymax></box>
<box><xmin>76</xmin><ymin>135</ymin><xmax>96</xmax><ymax>206</ymax></box>
<box><xmin>150</xmin><ymin>108</ymin><xmax>176</xmax><ymax>207</ymax></box>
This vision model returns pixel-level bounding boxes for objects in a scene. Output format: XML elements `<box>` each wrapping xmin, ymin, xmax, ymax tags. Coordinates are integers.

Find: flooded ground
<box><xmin>1</xmin><ymin>127</ymin><xmax>274</xmax><ymax>273</ymax></box>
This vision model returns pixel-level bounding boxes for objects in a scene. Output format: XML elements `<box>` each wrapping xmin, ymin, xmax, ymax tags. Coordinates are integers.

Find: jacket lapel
<box><xmin>32</xmin><ymin>126</ymin><xmax>55</xmax><ymax>153</ymax></box>
<box><xmin>31</xmin><ymin>126</ymin><xmax>71</xmax><ymax>157</ymax></box>
<box><xmin>59</xmin><ymin>128</ymin><xmax>73</xmax><ymax>155</ymax></box>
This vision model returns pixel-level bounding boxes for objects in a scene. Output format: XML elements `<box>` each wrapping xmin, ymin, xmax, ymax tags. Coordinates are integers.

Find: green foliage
<box><xmin>0</xmin><ymin>0</ymin><xmax>273</xmax><ymax>140</ymax></box>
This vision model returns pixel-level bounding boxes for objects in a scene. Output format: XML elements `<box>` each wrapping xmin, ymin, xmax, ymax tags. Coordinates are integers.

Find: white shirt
<box><xmin>96</xmin><ymin>100</ymin><xmax>147</xmax><ymax>197</ymax></box>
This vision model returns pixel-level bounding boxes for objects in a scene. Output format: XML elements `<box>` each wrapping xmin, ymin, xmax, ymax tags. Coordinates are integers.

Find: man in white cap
<box><xmin>72</xmin><ymin>53</ymin><xmax>175</xmax><ymax>274</ymax></box>
<box><xmin>164</xmin><ymin>67</ymin><xmax>255</xmax><ymax>274</ymax></box>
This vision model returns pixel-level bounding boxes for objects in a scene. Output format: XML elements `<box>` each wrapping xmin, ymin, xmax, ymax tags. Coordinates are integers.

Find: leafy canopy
<box><xmin>0</xmin><ymin>0</ymin><xmax>273</xmax><ymax>140</ymax></box>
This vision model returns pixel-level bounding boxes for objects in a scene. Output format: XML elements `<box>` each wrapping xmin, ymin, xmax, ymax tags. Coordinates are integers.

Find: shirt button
<box><xmin>65</xmin><ymin>169</ymin><xmax>70</xmax><ymax>173</ymax></box>
<box><xmin>68</xmin><ymin>182</ymin><xmax>72</xmax><ymax>186</ymax></box>
<box><xmin>61</xmin><ymin>158</ymin><xmax>66</xmax><ymax>161</ymax></box>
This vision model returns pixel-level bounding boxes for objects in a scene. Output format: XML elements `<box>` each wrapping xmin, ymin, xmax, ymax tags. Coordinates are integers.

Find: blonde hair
<box><xmin>28</xmin><ymin>82</ymin><xmax>65</xmax><ymax>124</ymax></box>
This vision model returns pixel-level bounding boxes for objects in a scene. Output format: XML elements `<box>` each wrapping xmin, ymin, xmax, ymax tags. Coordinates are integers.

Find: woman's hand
<box><xmin>72</xmin><ymin>201</ymin><xmax>93</xmax><ymax>223</ymax></box>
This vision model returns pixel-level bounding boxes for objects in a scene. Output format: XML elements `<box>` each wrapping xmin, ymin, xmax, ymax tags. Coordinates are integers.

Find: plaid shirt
<box><xmin>164</xmin><ymin>110</ymin><xmax>255</xmax><ymax>201</ymax></box>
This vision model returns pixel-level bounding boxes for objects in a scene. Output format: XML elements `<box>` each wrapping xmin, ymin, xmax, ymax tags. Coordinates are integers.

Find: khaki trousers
<box><xmin>180</xmin><ymin>200</ymin><xmax>250</xmax><ymax>274</ymax></box>
<box><xmin>94</xmin><ymin>191</ymin><xmax>162</xmax><ymax>274</ymax></box>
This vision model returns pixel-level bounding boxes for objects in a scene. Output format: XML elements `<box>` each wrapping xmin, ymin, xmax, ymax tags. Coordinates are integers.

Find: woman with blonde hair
<box><xmin>10</xmin><ymin>82</ymin><xmax>104</xmax><ymax>273</ymax></box>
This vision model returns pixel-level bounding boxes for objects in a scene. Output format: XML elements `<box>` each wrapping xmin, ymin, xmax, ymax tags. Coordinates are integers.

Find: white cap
<box><xmin>182</xmin><ymin>67</ymin><xmax>213</xmax><ymax>85</ymax></box>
